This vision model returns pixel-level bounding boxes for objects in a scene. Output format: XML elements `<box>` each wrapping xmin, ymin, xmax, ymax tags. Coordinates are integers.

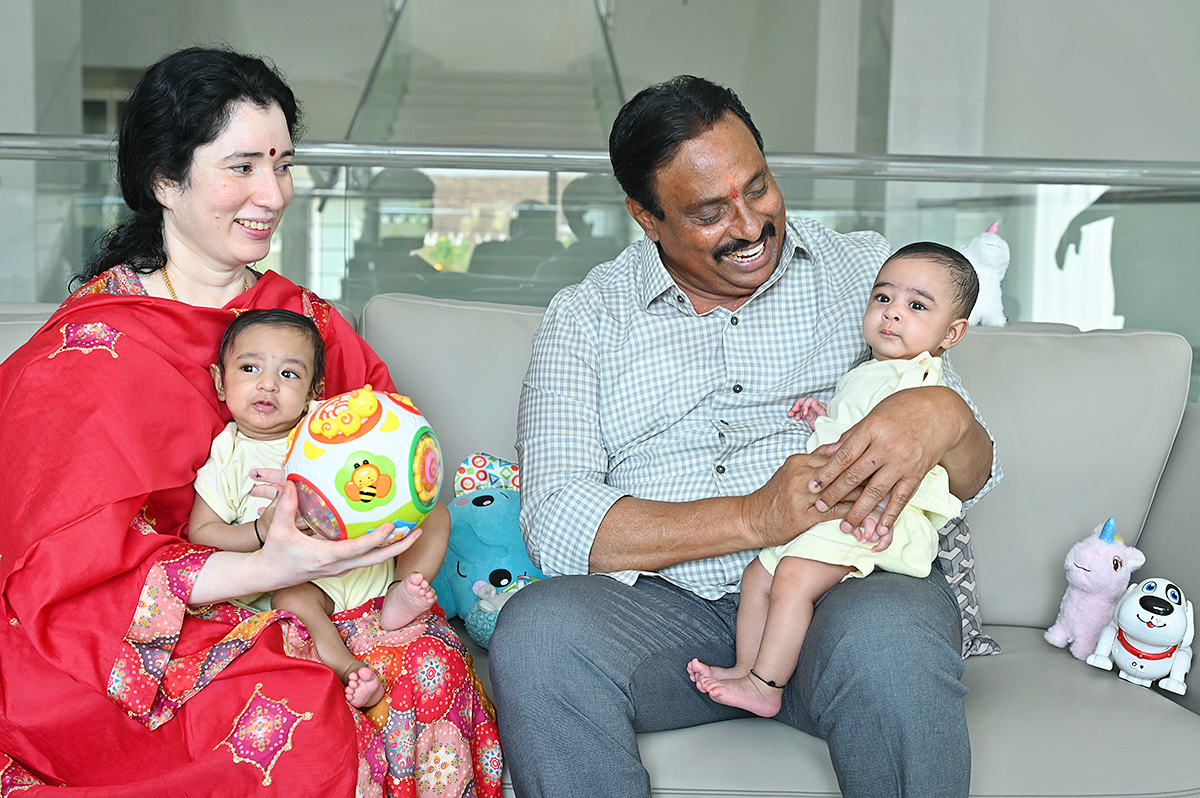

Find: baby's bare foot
<box><xmin>697</xmin><ymin>672</ymin><xmax>783</xmax><ymax>718</ymax></box>
<box><xmin>379</xmin><ymin>572</ymin><xmax>437</xmax><ymax>631</ymax></box>
<box><xmin>687</xmin><ymin>657</ymin><xmax>748</xmax><ymax>684</ymax></box>
<box><xmin>344</xmin><ymin>665</ymin><xmax>385</xmax><ymax>708</ymax></box>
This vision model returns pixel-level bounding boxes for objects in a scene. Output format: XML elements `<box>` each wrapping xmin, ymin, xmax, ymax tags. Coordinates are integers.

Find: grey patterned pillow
<box><xmin>938</xmin><ymin>516</ymin><xmax>1001</xmax><ymax>657</ymax></box>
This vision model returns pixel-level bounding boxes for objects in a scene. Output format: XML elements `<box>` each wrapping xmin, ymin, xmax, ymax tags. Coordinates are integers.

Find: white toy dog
<box><xmin>959</xmin><ymin>222</ymin><xmax>1010</xmax><ymax>327</ymax></box>
<box><xmin>1087</xmin><ymin>577</ymin><xmax>1193</xmax><ymax>695</ymax></box>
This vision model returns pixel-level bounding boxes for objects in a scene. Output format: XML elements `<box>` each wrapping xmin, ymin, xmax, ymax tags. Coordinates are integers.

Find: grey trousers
<box><xmin>489</xmin><ymin>566</ymin><xmax>968</xmax><ymax>798</ymax></box>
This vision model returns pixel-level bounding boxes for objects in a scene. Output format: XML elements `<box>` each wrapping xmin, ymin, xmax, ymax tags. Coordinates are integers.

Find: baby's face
<box><xmin>862</xmin><ymin>256</ymin><xmax>963</xmax><ymax>360</ymax></box>
<box><xmin>214</xmin><ymin>324</ymin><xmax>317</xmax><ymax>440</ymax></box>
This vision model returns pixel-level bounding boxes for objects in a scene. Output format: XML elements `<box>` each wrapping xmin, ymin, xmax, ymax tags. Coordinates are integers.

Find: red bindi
<box><xmin>269</xmin><ymin>148</ymin><xmax>276</xmax><ymax>156</ymax></box>
<box><xmin>726</xmin><ymin>176</ymin><xmax>738</xmax><ymax>200</ymax></box>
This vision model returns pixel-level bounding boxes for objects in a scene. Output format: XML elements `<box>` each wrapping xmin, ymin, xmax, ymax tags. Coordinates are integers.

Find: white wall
<box><xmin>0</xmin><ymin>0</ymin><xmax>82</xmax><ymax>302</ymax></box>
<box><xmin>61</xmin><ymin>0</ymin><xmax>1200</xmax><ymax>162</ymax></box>
<box><xmin>610</xmin><ymin>0</ymin><xmax>821</xmax><ymax>153</ymax></box>
<box><xmin>0</xmin><ymin>0</ymin><xmax>38</xmax><ymax>301</ymax></box>
<box><xmin>80</xmin><ymin>0</ymin><xmax>390</xmax><ymax>140</ymax></box>
<box><xmin>983</xmin><ymin>0</ymin><xmax>1200</xmax><ymax>161</ymax></box>
<box><xmin>404</xmin><ymin>0</ymin><xmax>596</xmax><ymax>75</ymax></box>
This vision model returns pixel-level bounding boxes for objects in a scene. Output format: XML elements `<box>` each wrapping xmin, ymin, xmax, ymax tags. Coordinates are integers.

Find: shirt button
<box><xmin>731</xmin><ymin>316</ymin><xmax>739</xmax><ymax>325</ymax></box>
<box><xmin>715</xmin><ymin>465</ymin><xmax>726</xmax><ymax>474</ymax></box>
<box><xmin>732</xmin><ymin>384</ymin><xmax>743</xmax><ymax>393</ymax></box>
<box><xmin>677</xmin><ymin>295</ymin><xmax>686</xmax><ymax>303</ymax></box>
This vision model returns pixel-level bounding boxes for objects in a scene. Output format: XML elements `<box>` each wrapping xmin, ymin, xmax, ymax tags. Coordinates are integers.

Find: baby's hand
<box><xmin>788</xmin><ymin>396</ymin><xmax>828</xmax><ymax>427</ymax></box>
<box><xmin>844</xmin><ymin>502</ymin><xmax>893</xmax><ymax>552</ymax></box>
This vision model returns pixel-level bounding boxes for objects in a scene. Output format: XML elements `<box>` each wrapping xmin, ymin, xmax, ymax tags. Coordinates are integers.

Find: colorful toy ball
<box><xmin>284</xmin><ymin>385</ymin><xmax>442</xmax><ymax>542</ymax></box>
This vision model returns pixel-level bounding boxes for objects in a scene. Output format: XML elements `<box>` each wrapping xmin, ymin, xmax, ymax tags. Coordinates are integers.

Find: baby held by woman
<box><xmin>188</xmin><ymin>308</ymin><xmax>450</xmax><ymax>707</ymax></box>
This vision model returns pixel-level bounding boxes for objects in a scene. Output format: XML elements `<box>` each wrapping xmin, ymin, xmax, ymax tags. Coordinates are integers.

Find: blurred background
<box><xmin>3</xmin><ymin>0</ymin><xmax>1199</xmax><ymax>394</ymax></box>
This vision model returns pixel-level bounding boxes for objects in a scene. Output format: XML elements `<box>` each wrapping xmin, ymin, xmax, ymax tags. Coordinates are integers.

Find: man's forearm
<box><xmin>587</xmin><ymin>453</ymin><xmax>853</xmax><ymax>574</ymax></box>
<box><xmin>587</xmin><ymin>494</ymin><xmax>755</xmax><ymax>574</ymax></box>
<box><xmin>937</xmin><ymin>389</ymin><xmax>993</xmax><ymax>502</ymax></box>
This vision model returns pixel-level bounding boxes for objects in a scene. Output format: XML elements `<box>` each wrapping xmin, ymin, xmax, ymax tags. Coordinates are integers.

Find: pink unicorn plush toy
<box><xmin>1045</xmin><ymin>518</ymin><xmax>1146</xmax><ymax>660</ymax></box>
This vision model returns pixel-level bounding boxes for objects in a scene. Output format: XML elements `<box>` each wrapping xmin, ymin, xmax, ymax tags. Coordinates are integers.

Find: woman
<box><xmin>0</xmin><ymin>47</ymin><xmax>500</xmax><ymax>796</ymax></box>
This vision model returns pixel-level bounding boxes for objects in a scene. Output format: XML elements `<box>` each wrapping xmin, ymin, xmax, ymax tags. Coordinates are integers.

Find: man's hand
<box><xmin>806</xmin><ymin>386</ymin><xmax>990</xmax><ymax>538</ymax></box>
<box><xmin>590</xmin><ymin>452</ymin><xmax>854</xmax><ymax>574</ymax></box>
<box><xmin>249</xmin><ymin>467</ymin><xmax>287</xmax><ymax>501</ymax></box>
<box><xmin>741</xmin><ymin>451</ymin><xmax>857</xmax><ymax>550</ymax></box>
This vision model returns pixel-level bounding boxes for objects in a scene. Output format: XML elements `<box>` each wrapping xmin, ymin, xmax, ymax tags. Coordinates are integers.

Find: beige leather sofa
<box><xmin>4</xmin><ymin>294</ymin><xmax>1199</xmax><ymax>797</ymax></box>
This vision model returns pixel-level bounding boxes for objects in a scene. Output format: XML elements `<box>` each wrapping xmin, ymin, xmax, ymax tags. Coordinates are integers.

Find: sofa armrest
<box><xmin>1137</xmin><ymin>400</ymin><xmax>1200</xmax><ymax>716</ymax></box>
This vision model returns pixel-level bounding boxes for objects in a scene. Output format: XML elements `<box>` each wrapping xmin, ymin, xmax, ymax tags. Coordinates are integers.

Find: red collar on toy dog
<box><xmin>1117</xmin><ymin>629</ymin><xmax>1178</xmax><ymax>660</ymax></box>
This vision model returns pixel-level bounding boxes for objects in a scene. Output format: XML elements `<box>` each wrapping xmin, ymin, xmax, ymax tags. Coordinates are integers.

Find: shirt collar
<box><xmin>636</xmin><ymin>220</ymin><xmax>810</xmax><ymax>311</ymax></box>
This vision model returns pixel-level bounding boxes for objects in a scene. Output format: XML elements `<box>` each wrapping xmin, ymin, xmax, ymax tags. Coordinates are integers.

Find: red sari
<box><xmin>0</xmin><ymin>270</ymin><xmax>501</xmax><ymax>797</ymax></box>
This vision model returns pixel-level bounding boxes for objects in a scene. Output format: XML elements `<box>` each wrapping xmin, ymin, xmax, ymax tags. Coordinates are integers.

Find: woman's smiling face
<box><xmin>156</xmin><ymin>99</ymin><xmax>295</xmax><ymax>273</ymax></box>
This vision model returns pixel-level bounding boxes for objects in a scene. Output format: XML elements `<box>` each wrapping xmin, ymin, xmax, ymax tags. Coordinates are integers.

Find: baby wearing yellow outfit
<box><xmin>757</xmin><ymin>352</ymin><xmax>962</xmax><ymax>579</ymax></box>
<box><xmin>689</xmin><ymin>241</ymin><xmax>982</xmax><ymax>719</ymax></box>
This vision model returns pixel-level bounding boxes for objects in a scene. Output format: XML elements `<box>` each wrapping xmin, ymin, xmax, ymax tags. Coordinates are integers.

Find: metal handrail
<box><xmin>593</xmin><ymin>0</ymin><xmax>625</xmax><ymax>105</ymax></box>
<box><xmin>3</xmin><ymin>133</ymin><xmax>1200</xmax><ymax>187</ymax></box>
<box><xmin>345</xmin><ymin>0</ymin><xmax>409</xmax><ymax>143</ymax></box>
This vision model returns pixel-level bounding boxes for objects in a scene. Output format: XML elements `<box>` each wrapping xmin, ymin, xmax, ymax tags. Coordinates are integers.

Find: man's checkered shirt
<box><xmin>516</xmin><ymin>216</ymin><xmax>1000</xmax><ymax>599</ymax></box>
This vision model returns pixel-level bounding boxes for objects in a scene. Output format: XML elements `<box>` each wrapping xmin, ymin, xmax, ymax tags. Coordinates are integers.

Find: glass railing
<box><xmin>1</xmin><ymin>134</ymin><xmax>1198</xmax><ymax>398</ymax></box>
<box><xmin>347</xmin><ymin>0</ymin><xmax>622</xmax><ymax>151</ymax></box>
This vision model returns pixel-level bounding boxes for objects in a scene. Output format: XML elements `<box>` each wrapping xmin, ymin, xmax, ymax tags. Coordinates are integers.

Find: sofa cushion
<box><xmin>1135</xmin><ymin>400</ymin><xmax>1200</xmax><ymax>718</ymax></box>
<box><xmin>949</xmin><ymin>326</ymin><xmax>1192</xmax><ymax>628</ymax></box>
<box><xmin>964</xmin><ymin>626</ymin><xmax>1200</xmax><ymax>797</ymax></box>
<box><xmin>360</xmin><ymin>292</ymin><xmax>545</xmax><ymax>474</ymax></box>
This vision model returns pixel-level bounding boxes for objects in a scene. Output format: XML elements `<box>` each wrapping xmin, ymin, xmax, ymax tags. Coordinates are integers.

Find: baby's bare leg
<box><xmin>379</xmin><ymin>502</ymin><xmax>449</xmax><ymax>631</ymax></box>
<box><xmin>697</xmin><ymin>557</ymin><xmax>853</xmax><ymax>717</ymax></box>
<box><xmin>689</xmin><ymin>557</ymin><xmax>771</xmax><ymax>684</ymax></box>
<box><xmin>398</xmin><ymin>502</ymin><xmax>450</xmax><ymax>581</ymax></box>
<box><xmin>272</xmin><ymin>583</ymin><xmax>384</xmax><ymax>708</ymax></box>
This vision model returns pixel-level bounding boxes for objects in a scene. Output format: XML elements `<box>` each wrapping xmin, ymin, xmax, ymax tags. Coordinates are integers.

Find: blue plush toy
<box><xmin>430</xmin><ymin>453</ymin><xmax>544</xmax><ymax>647</ymax></box>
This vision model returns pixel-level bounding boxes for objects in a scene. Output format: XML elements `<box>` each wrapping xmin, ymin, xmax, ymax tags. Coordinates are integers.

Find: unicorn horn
<box><xmin>1099</xmin><ymin>517</ymin><xmax>1117</xmax><ymax>543</ymax></box>
<box><xmin>986</xmin><ymin>222</ymin><xmax>1000</xmax><ymax>234</ymax></box>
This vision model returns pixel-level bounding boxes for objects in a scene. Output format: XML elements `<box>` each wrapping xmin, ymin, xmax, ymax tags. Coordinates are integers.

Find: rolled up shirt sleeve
<box><xmin>939</xmin><ymin>353</ymin><xmax>1002</xmax><ymax>510</ymax></box>
<box><xmin>516</xmin><ymin>291</ymin><xmax>626</xmax><ymax>576</ymax></box>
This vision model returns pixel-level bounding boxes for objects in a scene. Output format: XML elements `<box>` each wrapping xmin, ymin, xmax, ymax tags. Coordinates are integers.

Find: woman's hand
<box><xmin>260</xmin><ymin>482</ymin><xmax>423</xmax><ymax>581</ymax></box>
<box><xmin>249</xmin><ymin>467</ymin><xmax>287</xmax><ymax>501</ymax></box>
<box><xmin>188</xmin><ymin>481</ymin><xmax>423</xmax><ymax>606</ymax></box>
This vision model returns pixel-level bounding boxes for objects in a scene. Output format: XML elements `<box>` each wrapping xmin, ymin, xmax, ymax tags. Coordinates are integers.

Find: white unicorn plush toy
<box><xmin>959</xmin><ymin>222</ymin><xmax>1010</xmax><ymax>327</ymax></box>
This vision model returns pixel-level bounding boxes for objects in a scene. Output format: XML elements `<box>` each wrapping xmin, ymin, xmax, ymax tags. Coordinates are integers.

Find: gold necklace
<box><xmin>159</xmin><ymin>266</ymin><xmax>250</xmax><ymax>301</ymax></box>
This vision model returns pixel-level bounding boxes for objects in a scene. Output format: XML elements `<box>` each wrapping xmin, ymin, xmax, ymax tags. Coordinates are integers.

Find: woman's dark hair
<box><xmin>75</xmin><ymin>47</ymin><xmax>303</xmax><ymax>287</ymax></box>
<box><xmin>885</xmin><ymin>241</ymin><xmax>980</xmax><ymax>320</ymax></box>
<box><xmin>217</xmin><ymin>308</ymin><xmax>325</xmax><ymax>390</ymax></box>
<box><xmin>609</xmin><ymin>75</ymin><xmax>763</xmax><ymax>220</ymax></box>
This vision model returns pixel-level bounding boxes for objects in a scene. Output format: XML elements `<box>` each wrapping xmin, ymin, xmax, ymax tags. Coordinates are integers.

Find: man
<box><xmin>489</xmin><ymin>75</ymin><xmax>998</xmax><ymax>798</ymax></box>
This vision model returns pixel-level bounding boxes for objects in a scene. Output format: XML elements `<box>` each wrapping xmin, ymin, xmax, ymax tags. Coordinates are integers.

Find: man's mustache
<box><xmin>713</xmin><ymin>222</ymin><xmax>777</xmax><ymax>260</ymax></box>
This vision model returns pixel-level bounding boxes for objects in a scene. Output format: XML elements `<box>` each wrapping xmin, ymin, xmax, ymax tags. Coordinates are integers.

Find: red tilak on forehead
<box><xmin>726</xmin><ymin>176</ymin><xmax>738</xmax><ymax>200</ymax></box>
<box><xmin>270</xmin><ymin>148</ymin><xmax>276</xmax><ymax>156</ymax></box>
